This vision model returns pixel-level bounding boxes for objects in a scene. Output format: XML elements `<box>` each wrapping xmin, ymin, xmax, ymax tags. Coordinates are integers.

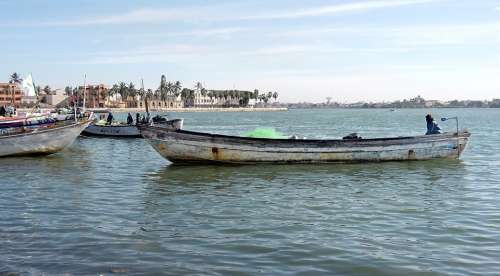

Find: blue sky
<box><xmin>1</xmin><ymin>0</ymin><xmax>500</xmax><ymax>102</ymax></box>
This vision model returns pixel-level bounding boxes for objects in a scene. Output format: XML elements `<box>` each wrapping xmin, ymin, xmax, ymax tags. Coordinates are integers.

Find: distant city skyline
<box><xmin>1</xmin><ymin>0</ymin><xmax>500</xmax><ymax>103</ymax></box>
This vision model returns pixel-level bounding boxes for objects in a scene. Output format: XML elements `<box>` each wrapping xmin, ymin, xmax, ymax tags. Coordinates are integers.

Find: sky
<box><xmin>1</xmin><ymin>0</ymin><xmax>500</xmax><ymax>103</ymax></box>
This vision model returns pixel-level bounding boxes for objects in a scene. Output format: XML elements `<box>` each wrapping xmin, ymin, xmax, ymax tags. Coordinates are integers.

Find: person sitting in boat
<box><xmin>425</xmin><ymin>114</ymin><xmax>441</xmax><ymax>135</ymax></box>
<box><xmin>127</xmin><ymin>113</ymin><xmax>133</xmax><ymax>125</ymax></box>
<box><xmin>106</xmin><ymin>112</ymin><xmax>114</xmax><ymax>125</ymax></box>
<box><xmin>0</xmin><ymin>106</ymin><xmax>6</xmax><ymax>117</ymax></box>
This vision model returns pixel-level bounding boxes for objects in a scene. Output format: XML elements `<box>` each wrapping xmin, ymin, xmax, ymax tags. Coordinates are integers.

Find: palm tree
<box><xmin>241</xmin><ymin>92</ymin><xmax>251</xmax><ymax>107</ymax></box>
<box><xmin>173</xmin><ymin>81</ymin><xmax>182</xmax><ymax>98</ymax></box>
<box><xmin>195</xmin><ymin>82</ymin><xmax>203</xmax><ymax>91</ymax></box>
<box><xmin>146</xmin><ymin>89</ymin><xmax>153</xmax><ymax>99</ymax></box>
<box><xmin>9</xmin><ymin>72</ymin><xmax>22</xmax><ymax>84</ymax></box>
<box><xmin>216</xmin><ymin>90</ymin><xmax>223</xmax><ymax>105</ymax></box>
<box><xmin>64</xmin><ymin>86</ymin><xmax>72</xmax><ymax>96</ymax></box>
<box><xmin>272</xmin><ymin>92</ymin><xmax>279</xmax><ymax>102</ymax></box>
<box><xmin>128</xmin><ymin>82</ymin><xmax>136</xmax><ymax>96</ymax></box>
<box><xmin>137</xmin><ymin>86</ymin><xmax>145</xmax><ymax>100</ymax></box>
<box><xmin>207</xmin><ymin>91</ymin><xmax>214</xmax><ymax>107</ymax></box>
<box><xmin>128</xmin><ymin>82</ymin><xmax>137</xmax><ymax>107</ymax></box>
<box><xmin>253</xmin><ymin>89</ymin><xmax>259</xmax><ymax>99</ymax></box>
<box><xmin>166</xmin><ymin>81</ymin><xmax>173</xmax><ymax>96</ymax></box>
<box><xmin>108</xmin><ymin>84</ymin><xmax>119</xmax><ymax>102</ymax></box>
<box><xmin>159</xmin><ymin>75</ymin><xmax>168</xmax><ymax>102</ymax></box>
<box><xmin>43</xmin><ymin>85</ymin><xmax>51</xmax><ymax>94</ymax></box>
<box><xmin>118</xmin><ymin>82</ymin><xmax>128</xmax><ymax>103</ymax></box>
<box><xmin>267</xmin><ymin>91</ymin><xmax>273</xmax><ymax>101</ymax></box>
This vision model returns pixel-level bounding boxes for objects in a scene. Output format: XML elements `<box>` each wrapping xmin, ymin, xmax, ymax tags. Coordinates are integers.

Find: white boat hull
<box><xmin>0</xmin><ymin>120</ymin><xmax>91</xmax><ymax>157</ymax></box>
<box><xmin>140</xmin><ymin>127</ymin><xmax>470</xmax><ymax>164</ymax></box>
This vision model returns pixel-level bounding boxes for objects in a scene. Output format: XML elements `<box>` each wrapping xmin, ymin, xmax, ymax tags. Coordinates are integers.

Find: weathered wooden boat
<box><xmin>82</xmin><ymin>123</ymin><xmax>141</xmax><ymax>138</ymax></box>
<box><xmin>0</xmin><ymin>118</ymin><xmax>92</xmax><ymax>157</ymax></box>
<box><xmin>139</xmin><ymin>125</ymin><xmax>470</xmax><ymax>164</ymax></box>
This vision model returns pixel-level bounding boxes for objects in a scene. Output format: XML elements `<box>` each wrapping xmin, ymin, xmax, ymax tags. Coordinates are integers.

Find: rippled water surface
<box><xmin>1</xmin><ymin>108</ymin><xmax>500</xmax><ymax>275</ymax></box>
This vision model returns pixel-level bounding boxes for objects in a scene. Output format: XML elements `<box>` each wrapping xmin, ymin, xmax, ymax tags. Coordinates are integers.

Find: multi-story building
<box><xmin>0</xmin><ymin>83</ymin><xmax>22</xmax><ymax>107</ymax></box>
<box><xmin>135</xmin><ymin>94</ymin><xmax>183</xmax><ymax>110</ymax></box>
<box><xmin>148</xmin><ymin>95</ymin><xmax>184</xmax><ymax>109</ymax></box>
<box><xmin>77</xmin><ymin>84</ymin><xmax>109</xmax><ymax>108</ymax></box>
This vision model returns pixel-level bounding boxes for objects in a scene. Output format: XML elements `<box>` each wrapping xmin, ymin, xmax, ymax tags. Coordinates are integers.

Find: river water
<box><xmin>1</xmin><ymin>108</ymin><xmax>500</xmax><ymax>275</ymax></box>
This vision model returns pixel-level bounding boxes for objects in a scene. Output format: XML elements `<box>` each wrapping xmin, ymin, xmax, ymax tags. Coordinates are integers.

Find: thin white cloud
<box><xmin>145</xmin><ymin>27</ymin><xmax>250</xmax><ymax>38</ymax></box>
<box><xmin>246</xmin><ymin>45</ymin><xmax>414</xmax><ymax>56</ymax></box>
<box><xmin>243</xmin><ymin>0</ymin><xmax>440</xmax><ymax>20</ymax></box>
<box><xmin>39</xmin><ymin>0</ymin><xmax>440</xmax><ymax>27</ymax></box>
<box><xmin>43</xmin><ymin>7</ymin><xmax>214</xmax><ymax>26</ymax></box>
<box><xmin>248</xmin><ymin>45</ymin><xmax>352</xmax><ymax>55</ymax></box>
<box><xmin>72</xmin><ymin>42</ymin><xmax>417</xmax><ymax>65</ymax></box>
<box><xmin>277</xmin><ymin>21</ymin><xmax>500</xmax><ymax>46</ymax></box>
<box><xmin>72</xmin><ymin>43</ymin><xmax>220</xmax><ymax>65</ymax></box>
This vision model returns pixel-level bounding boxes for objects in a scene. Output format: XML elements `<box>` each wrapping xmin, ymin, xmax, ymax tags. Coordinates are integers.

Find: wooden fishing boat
<box><xmin>82</xmin><ymin>118</ymin><xmax>184</xmax><ymax>138</ymax></box>
<box><xmin>82</xmin><ymin>123</ymin><xmax>141</xmax><ymax>138</ymax></box>
<box><xmin>0</xmin><ymin>118</ymin><xmax>92</xmax><ymax>157</ymax></box>
<box><xmin>139</xmin><ymin>125</ymin><xmax>470</xmax><ymax>164</ymax></box>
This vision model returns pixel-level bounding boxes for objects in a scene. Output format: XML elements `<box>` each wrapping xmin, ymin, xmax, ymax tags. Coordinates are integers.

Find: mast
<box><xmin>73</xmin><ymin>84</ymin><xmax>77</xmax><ymax>123</ymax></box>
<box><xmin>142</xmin><ymin>78</ymin><xmax>150</xmax><ymax>119</ymax></box>
<box><xmin>82</xmin><ymin>74</ymin><xmax>87</xmax><ymax>111</ymax></box>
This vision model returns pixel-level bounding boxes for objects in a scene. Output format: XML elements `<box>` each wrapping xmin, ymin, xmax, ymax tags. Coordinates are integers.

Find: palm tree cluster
<box><xmin>153</xmin><ymin>75</ymin><xmax>182</xmax><ymax>101</ymax></box>
<box><xmin>206</xmin><ymin>90</ymin><xmax>254</xmax><ymax>107</ymax></box>
<box><xmin>107</xmin><ymin>75</ymin><xmax>183</xmax><ymax>104</ymax></box>
<box><xmin>256</xmin><ymin>91</ymin><xmax>279</xmax><ymax>104</ymax></box>
<box><xmin>108</xmin><ymin>82</ymin><xmax>140</xmax><ymax>103</ymax></box>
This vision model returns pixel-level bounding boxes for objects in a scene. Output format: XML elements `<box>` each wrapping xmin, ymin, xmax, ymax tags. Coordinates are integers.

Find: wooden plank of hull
<box><xmin>82</xmin><ymin>124</ymin><xmax>141</xmax><ymax>138</ymax></box>
<box><xmin>140</xmin><ymin>127</ymin><xmax>470</xmax><ymax>164</ymax></box>
<box><xmin>0</xmin><ymin>120</ymin><xmax>91</xmax><ymax>157</ymax></box>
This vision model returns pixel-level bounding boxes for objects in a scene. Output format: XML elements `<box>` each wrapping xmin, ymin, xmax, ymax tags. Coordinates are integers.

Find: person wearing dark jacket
<box><xmin>135</xmin><ymin>113</ymin><xmax>140</xmax><ymax>125</ymax></box>
<box><xmin>425</xmin><ymin>114</ymin><xmax>441</xmax><ymax>135</ymax></box>
<box><xmin>127</xmin><ymin>113</ymin><xmax>133</xmax><ymax>125</ymax></box>
<box><xmin>106</xmin><ymin>112</ymin><xmax>114</xmax><ymax>125</ymax></box>
<box><xmin>0</xmin><ymin>106</ymin><xmax>6</xmax><ymax>117</ymax></box>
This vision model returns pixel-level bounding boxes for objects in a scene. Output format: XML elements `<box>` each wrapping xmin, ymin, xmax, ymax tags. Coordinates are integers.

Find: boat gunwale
<box><xmin>141</xmin><ymin>125</ymin><xmax>470</xmax><ymax>144</ymax></box>
<box><xmin>88</xmin><ymin>124</ymin><xmax>139</xmax><ymax>128</ymax></box>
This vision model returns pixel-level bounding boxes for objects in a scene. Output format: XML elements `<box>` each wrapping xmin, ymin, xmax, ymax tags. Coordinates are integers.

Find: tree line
<box><xmin>64</xmin><ymin>74</ymin><xmax>279</xmax><ymax>107</ymax></box>
<box><xmin>7</xmin><ymin>72</ymin><xmax>280</xmax><ymax>107</ymax></box>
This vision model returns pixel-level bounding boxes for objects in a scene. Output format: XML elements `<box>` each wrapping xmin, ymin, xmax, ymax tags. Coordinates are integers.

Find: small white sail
<box><xmin>22</xmin><ymin>74</ymin><xmax>37</xmax><ymax>97</ymax></box>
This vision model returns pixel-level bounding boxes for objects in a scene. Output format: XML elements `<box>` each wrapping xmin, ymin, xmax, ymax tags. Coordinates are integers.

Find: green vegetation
<box><xmin>9</xmin><ymin>72</ymin><xmax>22</xmax><ymax>84</ymax></box>
<box><xmin>287</xmin><ymin>95</ymin><xmax>500</xmax><ymax>109</ymax></box>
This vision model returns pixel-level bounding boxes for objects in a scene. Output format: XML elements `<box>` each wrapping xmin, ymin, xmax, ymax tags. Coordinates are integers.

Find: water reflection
<box><xmin>143</xmin><ymin>160</ymin><xmax>466</xmax><ymax>195</ymax></box>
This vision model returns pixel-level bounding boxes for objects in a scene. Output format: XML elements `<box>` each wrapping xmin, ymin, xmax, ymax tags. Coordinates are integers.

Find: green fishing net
<box><xmin>243</xmin><ymin>128</ymin><xmax>288</xmax><ymax>139</ymax></box>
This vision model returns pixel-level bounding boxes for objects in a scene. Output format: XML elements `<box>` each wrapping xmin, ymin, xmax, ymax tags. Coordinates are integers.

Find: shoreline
<box><xmin>87</xmin><ymin>107</ymin><xmax>288</xmax><ymax>113</ymax></box>
<box><xmin>17</xmin><ymin>107</ymin><xmax>287</xmax><ymax>113</ymax></box>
